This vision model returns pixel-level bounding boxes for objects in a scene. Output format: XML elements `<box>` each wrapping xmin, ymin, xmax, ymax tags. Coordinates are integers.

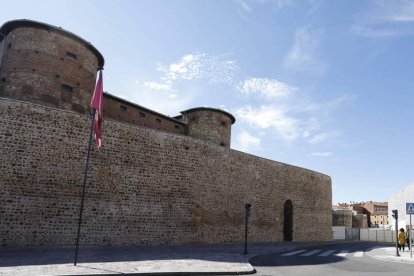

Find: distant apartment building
<box><xmin>388</xmin><ymin>184</ymin><xmax>414</xmax><ymax>230</ymax></box>
<box><xmin>333</xmin><ymin>201</ymin><xmax>387</xmax><ymax>229</ymax></box>
<box><xmin>363</xmin><ymin>201</ymin><xmax>388</xmax><ymax>227</ymax></box>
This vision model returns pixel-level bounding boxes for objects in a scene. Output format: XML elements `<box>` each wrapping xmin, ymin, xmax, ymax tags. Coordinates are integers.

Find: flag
<box><xmin>90</xmin><ymin>70</ymin><xmax>103</xmax><ymax>147</ymax></box>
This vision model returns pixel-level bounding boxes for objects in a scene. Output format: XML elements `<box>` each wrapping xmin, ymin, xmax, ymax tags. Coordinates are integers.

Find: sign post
<box><xmin>406</xmin><ymin>203</ymin><xmax>414</xmax><ymax>259</ymax></box>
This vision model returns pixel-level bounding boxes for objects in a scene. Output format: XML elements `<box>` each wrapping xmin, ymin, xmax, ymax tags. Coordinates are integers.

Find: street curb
<box><xmin>64</xmin><ymin>268</ymin><xmax>257</xmax><ymax>276</ymax></box>
<box><xmin>367</xmin><ymin>255</ymin><xmax>414</xmax><ymax>265</ymax></box>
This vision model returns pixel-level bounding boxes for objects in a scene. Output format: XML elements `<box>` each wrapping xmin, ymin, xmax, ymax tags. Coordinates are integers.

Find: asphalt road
<box><xmin>250</xmin><ymin>242</ymin><xmax>414</xmax><ymax>276</ymax></box>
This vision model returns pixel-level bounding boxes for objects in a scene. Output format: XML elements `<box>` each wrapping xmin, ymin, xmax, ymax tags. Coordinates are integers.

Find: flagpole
<box><xmin>74</xmin><ymin>108</ymin><xmax>96</xmax><ymax>266</ymax></box>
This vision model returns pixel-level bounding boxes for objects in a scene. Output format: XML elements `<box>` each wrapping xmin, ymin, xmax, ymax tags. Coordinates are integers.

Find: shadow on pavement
<box><xmin>250</xmin><ymin>253</ymin><xmax>345</xmax><ymax>267</ymax></box>
<box><xmin>0</xmin><ymin>243</ymin><xmax>279</xmax><ymax>267</ymax></box>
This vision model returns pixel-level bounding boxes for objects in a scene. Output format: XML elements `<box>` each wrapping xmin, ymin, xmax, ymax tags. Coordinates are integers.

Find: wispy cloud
<box><xmin>135</xmin><ymin>53</ymin><xmax>239</xmax><ymax>114</ymax></box>
<box><xmin>144</xmin><ymin>81</ymin><xmax>172</xmax><ymax>91</ymax></box>
<box><xmin>308</xmin><ymin>131</ymin><xmax>341</xmax><ymax>144</ymax></box>
<box><xmin>283</xmin><ymin>26</ymin><xmax>327</xmax><ymax>75</ymax></box>
<box><xmin>235</xmin><ymin>105</ymin><xmax>301</xmax><ymax>142</ymax></box>
<box><xmin>234</xmin><ymin>130</ymin><xmax>261</xmax><ymax>152</ymax></box>
<box><xmin>157</xmin><ymin>53</ymin><xmax>238</xmax><ymax>85</ymax></box>
<box><xmin>353</xmin><ymin>1</ymin><xmax>414</xmax><ymax>37</ymax></box>
<box><xmin>236</xmin><ymin>78</ymin><xmax>296</xmax><ymax>99</ymax></box>
<box><xmin>309</xmin><ymin>152</ymin><xmax>332</xmax><ymax>157</ymax></box>
<box><xmin>234</xmin><ymin>0</ymin><xmax>294</xmax><ymax>19</ymax></box>
<box><xmin>137</xmin><ymin>51</ymin><xmax>350</xmax><ymax>146</ymax></box>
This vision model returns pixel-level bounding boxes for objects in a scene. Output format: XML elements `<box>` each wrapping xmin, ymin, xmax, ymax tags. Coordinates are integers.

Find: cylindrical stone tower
<box><xmin>180</xmin><ymin>107</ymin><xmax>235</xmax><ymax>147</ymax></box>
<box><xmin>0</xmin><ymin>19</ymin><xmax>104</xmax><ymax>114</ymax></box>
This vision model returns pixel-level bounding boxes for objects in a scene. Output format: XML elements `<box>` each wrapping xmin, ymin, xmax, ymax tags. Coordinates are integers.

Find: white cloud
<box><xmin>157</xmin><ymin>53</ymin><xmax>238</xmax><ymax>84</ymax></box>
<box><xmin>235</xmin><ymin>0</ymin><xmax>252</xmax><ymax>13</ymax></box>
<box><xmin>309</xmin><ymin>152</ymin><xmax>332</xmax><ymax>157</ymax></box>
<box><xmin>144</xmin><ymin>81</ymin><xmax>172</xmax><ymax>91</ymax></box>
<box><xmin>235</xmin><ymin>105</ymin><xmax>300</xmax><ymax>142</ymax></box>
<box><xmin>309</xmin><ymin>133</ymin><xmax>328</xmax><ymax>144</ymax></box>
<box><xmin>235</xmin><ymin>130</ymin><xmax>261</xmax><ymax>152</ymax></box>
<box><xmin>236</xmin><ymin>78</ymin><xmax>295</xmax><ymax>99</ymax></box>
<box><xmin>283</xmin><ymin>26</ymin><xmax>326</xmax><ymax>75</ymax></box>
<box><xmin>354</xmin><ymin>1</ymin><xmax>414</xmax><ymax>37</ymax></box>
<box><xmin>136</xmin><ymin>53</ymin><xmax>239</xmax><ymax>114</ymax></box>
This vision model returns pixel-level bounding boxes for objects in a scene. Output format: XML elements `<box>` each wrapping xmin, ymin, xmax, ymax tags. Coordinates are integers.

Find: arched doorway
<box><xmin>283</xmin><ymin>200</ymin><xmax>293</xmax><ymax>241</ymax></box>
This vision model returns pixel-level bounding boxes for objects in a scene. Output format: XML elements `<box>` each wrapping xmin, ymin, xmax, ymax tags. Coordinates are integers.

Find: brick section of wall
<box><xmin>103</xmin><ymin>94</ymin><xmax>186</xmax><ymax>135</ymax></box>
<box><xmin>0</xmin><ymin>98</ymin><xmax>332</xmax><ymax>246</ymax></box>
<box><xmin>0</xmin><ymin>27</ymin><xmax>98</xmax><ymax>114</ymax></box>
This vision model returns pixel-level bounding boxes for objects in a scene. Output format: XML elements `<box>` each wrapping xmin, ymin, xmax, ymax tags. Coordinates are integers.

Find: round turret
<box><xmin>0</xmin><ymin>19</ymin><xmax>104</xmax><ymax>113</ymax></box>
<box><xmin>180</xmin><ymin>107</ymin><xmax>235</xmax><ymax>147</ymax></box>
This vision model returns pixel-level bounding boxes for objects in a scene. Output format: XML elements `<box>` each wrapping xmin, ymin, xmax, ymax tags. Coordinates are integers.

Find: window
<box><xmin>62</xmin><ymin>84</ymin><xmax>73</xmax><ymax>93</ymax></box>
<box><xmin>221</xmin><ymin>121</ymin><xmax>227</xmax><ymax>126</ymax></box>
<box><xmin>61</xmin><ymin>84</ymin><xmax>73</xmax><ymax>102</ymax></box>
<box><xmin>156</xmin><ymin>118</ymin><xmax>161</xmax><ymax>123</ymax></box>
<box><xmin>120</xmin><ymin>105</ymin><xmax>127</xmax><ymax>112</ymax></box>
<box><xmin>7</xmin><ymin>43</ymin><xmax>11</xmax><ymax>49</ymax></box>
<box><xmin>139</xmin><ymin>112</ymin><xmax>146</xmax><ymax>118</ymax></box>
<box><xmin>66</xmin><ymin>51</ymin><xmax>77</xmax><ymax>60</ymax></box>
<box><xmin>175</xmin><ymin>125</ymin><xmax>180</xmax><ymax>129</ymax></box>
<box><xmin>1</xmin><ymin>77</ymin><xmax>5</xmax><ymax>83</ymax></box>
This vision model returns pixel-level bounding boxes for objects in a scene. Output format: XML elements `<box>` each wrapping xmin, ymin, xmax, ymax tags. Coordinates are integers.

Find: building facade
<box><xmin>0</xmin><ymin>19</ymin><xmax>332</xmax><ymax>246</ymax></box>
<box><xmin>388</xmin><ymin>184</ymin><xmax>414</xmax><ymax>230</ymax></box>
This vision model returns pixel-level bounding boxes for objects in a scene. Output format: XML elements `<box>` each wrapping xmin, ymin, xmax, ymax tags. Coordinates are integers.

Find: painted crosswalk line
<box><xmin>281</xmin><ymin>249</ymin><xmax>367</xmax><ymax>257</ymax></box>
<box><xmin>300</xmin><ymin>250</ymin><xmax>322</xmax><ymax>256</ymax></box>
<box><xmin>281</xmin><ymin>250</ymin><xmax>307</xmax><ymax>256</ymax></box>
<box><xmin>354</xmin><ymin>251</ymin><xmax>364</xmax><ymax>257</ymax></box>
<box><xmin>318</xmin><ymin>249</ymin><xmax>336</xmax><ymax>256</ymax></box>
<box><xmin>335</xmin><ymin>250</ymin><xmax>349</xmax><ymax>257</ymax></box>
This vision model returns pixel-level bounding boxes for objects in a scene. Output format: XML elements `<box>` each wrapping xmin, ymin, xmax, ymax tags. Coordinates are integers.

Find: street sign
<box><xmin>406</xmin><ymin>203</ymin><xmax>414</xmax><ymax>214</ymax></box>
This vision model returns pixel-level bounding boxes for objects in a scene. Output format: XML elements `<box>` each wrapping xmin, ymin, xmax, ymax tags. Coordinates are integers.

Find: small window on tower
<box><xmin>66</xmin><ymin>51</ymin><xmax>77</xmax><ymax>60</ymax></box>
<box><xmin>175</xmin><ymin>125</ymin><xmax>180</xmax><ymax>129</ymax></box>
<box><xmin>139</xmin><ymin>112</ymin><xmax>146</xmax><ymax>118</ymax></box>
<box><xmin>120</xmin><ymin>105</ymin><xmax>127</xmax><ymax>112</ymax></box>
<box><xmin>156</xmin><ymin>118</ymin><xmax>161</xmax><ymax>123</ymax></box>
<box><xmin>62</xmin><ymin>84</ymin><xmax>73</xmax><ymax>93</ymax></box>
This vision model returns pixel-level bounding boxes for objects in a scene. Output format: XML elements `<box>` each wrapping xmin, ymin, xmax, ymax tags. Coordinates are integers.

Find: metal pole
<box><xmin>244</xmin><ymin>208</ymin><xmax>248</xmax><ymax>254</ymax></box>
<box><xmin>410</xmin><ymin>214</ymin><xmax>412</xmax><ymax>259</ymax></box>
<box><xmin>74</xmin><ymin>109</ymin><xmax>96</xmax><ymax>266</ymax></box>
<box><xmin>396</xmin><ymin>218</ymin><xmax>400</xmax><ymax>257</ymax></box>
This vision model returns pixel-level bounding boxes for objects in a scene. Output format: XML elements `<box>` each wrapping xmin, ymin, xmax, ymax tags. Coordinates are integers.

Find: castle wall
<box><xmin>0</xmin><ymin>27</ymin><xmax>99</xmax><ymax>114</ymax></box>
<box><xmin>0</xmin><ymin>97</ymin><xmax>332</xmax><ymax>246</ymax></box>
<box><xmin>103</xmin><ymin>93</ymin><xmax>186</xmax><ymax>135</ymax></box>
<box><xmin>181</xmin><ymin>108</ymin><xmax>234</xmax><ymax>147</ymax></box>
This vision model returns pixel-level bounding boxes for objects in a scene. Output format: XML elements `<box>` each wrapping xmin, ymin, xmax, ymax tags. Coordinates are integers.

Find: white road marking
<box><xmin>354</xmin><ymin>251</ymin><xmax>364</xmax><ymax>257</ymax></box>
<box><xmin>300</xmin><ymin>250</ymin><xmax>322</xmax><ymax>256</ymax></box>
<box><xmin>281</xmin><ymin>250</ymin><xmax>307</xmax><ymax>256</ymax></box>
<box><xmin>318</xmin><ymin>249</ymin><xmax>336</xmax><ymax>256</ymax></box>
<box><xmin>336</xmin><ymin>250</ymin><xmax>349</xmax><ymax>257</ymax></box>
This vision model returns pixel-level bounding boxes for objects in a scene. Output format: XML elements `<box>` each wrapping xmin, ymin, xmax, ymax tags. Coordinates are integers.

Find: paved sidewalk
<box><xmin>0</xmin><ymin>241</ymin><xmax>338</xmax><ymax>275</ymax></box>
<box><xmin>366</xmin><ymin>245</ymin><xmax>414</xmax><ymax>264</ymax></box>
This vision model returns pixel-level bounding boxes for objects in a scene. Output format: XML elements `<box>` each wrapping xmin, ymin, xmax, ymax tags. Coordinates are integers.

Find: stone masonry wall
<box><xmin>0</xmin><ymin>98</ymin><xmax>332</xmax><ymax>246</ymax></box>
<box><xmin>0</xmin><ymin>27</ymin><xmax>99</xmax><ymax>114</ymax></box>
<box><xmin>182</xmin><ymin>109</ymin><xmax>233</xmax><ymax>147</ymax></box>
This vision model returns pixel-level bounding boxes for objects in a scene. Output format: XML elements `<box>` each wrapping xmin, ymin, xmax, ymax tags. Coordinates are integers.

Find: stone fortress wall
<box><xmin>0</xmin><ymin>19</ymin><xmax>332</xmax><ymax>246</ymax></box>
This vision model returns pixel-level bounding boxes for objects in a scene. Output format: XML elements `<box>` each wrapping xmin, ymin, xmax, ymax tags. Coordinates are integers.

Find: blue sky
<box><xmin>2</xmin><ymin>0</ymin><xmax>414</xmax><ymax>204</ymax></box>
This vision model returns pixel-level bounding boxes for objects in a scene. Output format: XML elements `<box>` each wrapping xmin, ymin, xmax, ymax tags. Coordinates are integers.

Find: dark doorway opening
<box><xmin>283</xmin><ymin>199</ymin><xmax>293</xmax><ymax>241</ymax></box>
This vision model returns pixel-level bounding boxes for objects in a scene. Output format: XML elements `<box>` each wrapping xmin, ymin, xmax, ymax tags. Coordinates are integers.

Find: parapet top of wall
<box><xmin>0</xmin><ymin>19</ymin><xmax>104</xmax><ymax>68</ymax></box>
<box><xmin>180</xmin><ymin>107</ymin><xmax>236</xmax><ymax>124</ymax></box>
